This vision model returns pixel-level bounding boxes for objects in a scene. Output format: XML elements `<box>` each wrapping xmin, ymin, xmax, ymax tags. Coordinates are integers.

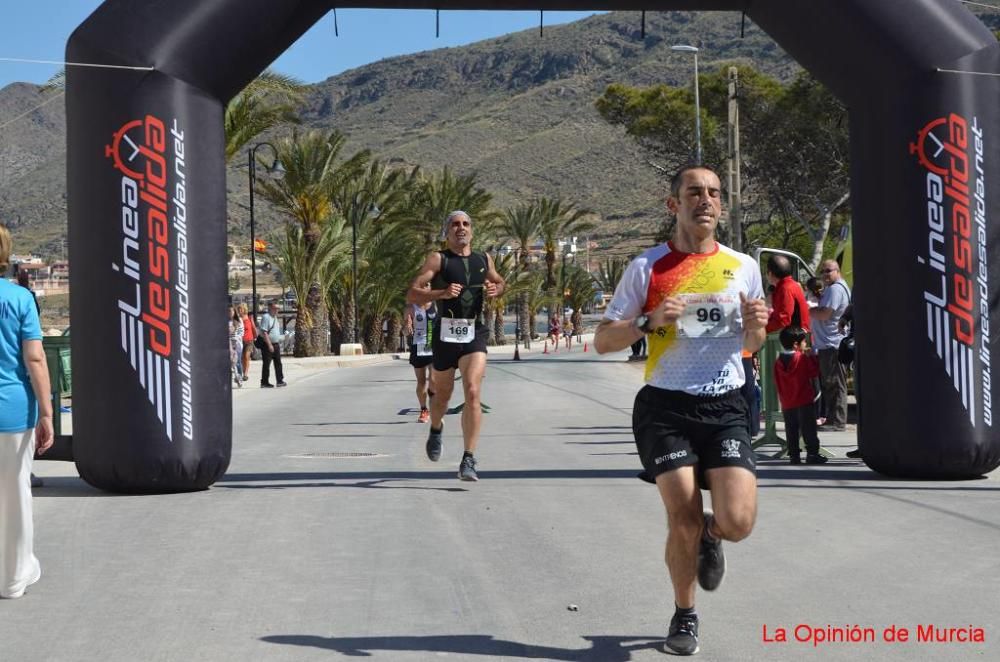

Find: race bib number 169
<box><xmin>441</xmin><ymin>317</ymin><xmax>475</xmax><ymax>344</ymax></box>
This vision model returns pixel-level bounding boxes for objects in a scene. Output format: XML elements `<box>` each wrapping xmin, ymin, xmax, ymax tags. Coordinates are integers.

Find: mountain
<box><xmin>3</xmin><ymin>8</ymin><xmax>954</xmax><ymax>258</ymax></box>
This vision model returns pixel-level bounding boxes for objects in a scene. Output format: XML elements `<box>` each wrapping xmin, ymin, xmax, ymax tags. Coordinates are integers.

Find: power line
<box><xmin>0</xmin><ymin>57</ymin><xmax>153</xmax><ymax>72</ymax></box>
<box><xmin>961</xmin><ymin>1</ymin><xmax>1000</xmax><ymax>11</ymax></box>
<box><xmin>936</xmin><ymin>67</ymin><xmax>1000</xmax><ymax>77</ymax></box>
<box><xmin>0</xmin><ymin>91</ymin><xmax>64</xmax><ymax>133</ymax></box>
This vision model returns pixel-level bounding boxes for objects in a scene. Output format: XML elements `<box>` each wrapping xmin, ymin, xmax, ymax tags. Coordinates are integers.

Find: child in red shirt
<box><xmin>774</xmin><ymin>326</ymin><xmax>827</xmax><ymax>465</ymax></box>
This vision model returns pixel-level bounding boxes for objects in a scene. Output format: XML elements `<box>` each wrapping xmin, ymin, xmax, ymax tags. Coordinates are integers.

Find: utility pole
<box><xmin>727</xmin><ymin>66</ymin><xmax>743</xmax><ymax>252</ymax></box>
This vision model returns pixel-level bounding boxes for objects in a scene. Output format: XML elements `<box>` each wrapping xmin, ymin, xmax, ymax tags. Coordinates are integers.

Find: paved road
<box><xmin>5</xmin><ymin>346</ymin><xmax>999</xmax><ymax>661</ymax></box>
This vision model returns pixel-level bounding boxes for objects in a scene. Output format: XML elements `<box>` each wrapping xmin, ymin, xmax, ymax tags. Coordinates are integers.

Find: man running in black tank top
<box><xmin>407</xmin><ymin>211</ymin><xmax>505</xmax><ymax>481</ymax></box>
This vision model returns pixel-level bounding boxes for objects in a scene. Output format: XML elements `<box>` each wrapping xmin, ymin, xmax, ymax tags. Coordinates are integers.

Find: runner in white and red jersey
<box><xmin>595</xmin><ymin>165</ymin><xmax>768</xmax><ymax>657</ymax></box>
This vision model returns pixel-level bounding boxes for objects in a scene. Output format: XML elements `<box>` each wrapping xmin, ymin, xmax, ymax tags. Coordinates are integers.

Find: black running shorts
<box><xmin>632</xmin><ymin>385</ymin><xmax>756</xmax><ymax>488</ymax></box>
<box><xmin>432</xmin><ymin>324</ymin><xmax>488</xmax><ymax>371</ymax></box>
<box><xmin>409</xmin><ymin>345</ymin><xmax>433</xmax><ymax>369</ymax></box>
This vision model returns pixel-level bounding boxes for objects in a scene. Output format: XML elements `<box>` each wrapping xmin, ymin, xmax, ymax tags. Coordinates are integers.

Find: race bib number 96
<box><xmin>675</xmin><ymin>293</ymin><xmax>740</xmax><ymax>338</ymax></box>
<box><xmin>441</xmin><ymin>317</ymin><xmax>475</xmax><ymax>344</ymax></box>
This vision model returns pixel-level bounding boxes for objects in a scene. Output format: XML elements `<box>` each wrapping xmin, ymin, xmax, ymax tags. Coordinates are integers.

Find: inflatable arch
<box><xmin>66</xmin><ymin>0</ymin><xmax>1000</xmax><ymax>491</ymax></box>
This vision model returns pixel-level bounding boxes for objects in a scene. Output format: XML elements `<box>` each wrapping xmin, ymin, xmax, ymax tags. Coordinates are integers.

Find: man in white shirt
<box><xmin>257</xmin><ymin>302</ymin><xmax>287</xmax><ymax>388</ymax></box>
<box><xmin>595</xmin><ymin>165</ymin><xmax>768</xmax><ymax>656</ymax></box>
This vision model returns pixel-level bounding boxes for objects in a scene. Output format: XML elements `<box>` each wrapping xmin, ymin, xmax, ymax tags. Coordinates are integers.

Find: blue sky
<box><xmin>0</xmin><ymin>2</ymin><xmax>603</xmax><ymax>89</ymax></box>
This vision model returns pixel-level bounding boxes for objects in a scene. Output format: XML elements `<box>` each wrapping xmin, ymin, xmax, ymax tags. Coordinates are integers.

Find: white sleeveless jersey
<box><xmin>411</xmin><ymin>303</ymin><xmax>437</xmax><ymax>347</ymax></box>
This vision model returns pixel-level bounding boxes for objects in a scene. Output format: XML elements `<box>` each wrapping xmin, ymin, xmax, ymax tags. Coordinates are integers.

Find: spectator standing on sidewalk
<box><xmin>238</xmin><ymin>303</ymin><xmax>256</xmax><ymax>383</ymax></box>
<box><xmin>811</xmin><ymin>260</ymin><xmax>851</xmax><ymax>431</ymax></box>
<box><xmin>15</xmin><ymin>270</ymin><xmax>44</xmax><ymax>489</ymax></box>
<box><xmin>765</xmin><ymin>255</ymin><xmax>810</xmax><ymax>335</ymax></box>
<box><xmin>774</xmin><ymin>326</ymin><xmax>826</xmax><ymax>465</ymax></box>
<box><xmin>1</xmin><ymin>225</ymin><xmax>54</xmax><ymax>598</ymax></box>
<box><xmin>228</xmin><ymin>305</ymin><xmax>244</xmax><ymax>387</ymax></box>
<box><xmin>257</xmin><ymin>301</ymin><xmax>288</xmax><ymax>388</ymax></box>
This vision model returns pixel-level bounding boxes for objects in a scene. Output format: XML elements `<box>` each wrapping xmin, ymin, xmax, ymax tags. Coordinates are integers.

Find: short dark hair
<box><xmin>766</xmin><ymin>254</ymin><xmax>792</xmax><ymax>279</ymax></box>
<box><xmin>669</xmin><ymin>164</ymin><xmax>719</xmax><ymax>198</ymax></box>
<box><xmin>779</xmin><ymin>325</ymin><xmax>808</xmax><ymax>351</ymax></box>
<box><xmin>806</xmin><ymin>276</ymin><xmax>822</xmax><ymax>292</ymax></box>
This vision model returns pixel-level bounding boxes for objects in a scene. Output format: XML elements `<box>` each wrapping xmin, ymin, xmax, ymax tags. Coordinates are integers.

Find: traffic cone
<box><xmin>543</xmin><ymin>341</ymin><xmax>549</xmax><ymax>354</ymax></box>
<box><xmin>583</xmin><ymin>342</ymin><xmax>588</xmax><ymax>353</ymax></box>
<box><xmin>513</xmin><ymin>345</ymin><xmax>521</xmax><ymax>361</ymax></box>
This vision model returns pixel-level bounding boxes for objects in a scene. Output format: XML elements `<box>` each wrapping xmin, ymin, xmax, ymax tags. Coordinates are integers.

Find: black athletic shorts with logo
<box><xmin>409</xmin><ymin>345</ymin><xmax>433</xmax><ymax>369</ymax></box>
<box><xmin>632</xmin><ymin>385</ymin><xmax>756</xmax><ymax>489</ymax></box>
<box><xmin>432</xmin><ymin>323</ymin><xmax>488</xmax><ymax>371</ymax></box>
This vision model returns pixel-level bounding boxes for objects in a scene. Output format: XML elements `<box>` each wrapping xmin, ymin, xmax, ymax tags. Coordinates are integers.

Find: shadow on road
<box><xmin>564</xmin><ymin>440</ymin><xmax>634</xmax><ymax>445</ymax></box>
<box><xmin>218</xmin><ymin>478</ymin><xmax>467</xmax><ymax>493</ymax></box>
<box><xmin>260</xmin><ymin>633</ymin><xmax>664</xmax><ymax>660</ymax></box>
<box><xmin>292</xmin><ymin>421</ymin><xmax>409</xmax><ymax>426</ymax></box>
<box><xmin>557</xmin><ymin>426</ymin><xmax>631</xmax><ymax>430</ymax></box>
<box><xmin>220</xmin><ymin>469</ymin><xmax>641</xmax><ymax>483</ymax></box>
<box><xmin>557</xmin><ymin>431</ymin><xmax>632</xmax><ymax>436</ymax></box>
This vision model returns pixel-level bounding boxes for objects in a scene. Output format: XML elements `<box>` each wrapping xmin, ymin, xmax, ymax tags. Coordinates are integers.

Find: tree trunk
<box><xmin>809</xmin><ymin>191</ymin><xmax>850</xmax><ymax>270</ymax></box>
<box><xmin>363</xmin><ymin>316</ymin><xmax>382</xmax><ymax>355</ymax></box>
<box><xmin>293</xmin><ymin>309</ymin><xmax>309</xmax><ymax>357</ymax></box>
<box><xmin>329</xmin><ymin>308</ymin><xmax>345</xmax><ymax>355</ymax></box>
<box><xmin>493</xmin><ymin>308</ymin><xmax>505</xmax><ymax>346</ymax></box>
<box><xmin>387</xmin><ymin>315</ymin><xmax>404</xmax><ymax>353</ymax></box>
<box><xmin>519</xmin><ymin>299</ymin><xmax>531</xmax><ymax>349</ymax></box>
<box><xmin>306</xmin><ymin>280</ymin><xmax>328</xmax><ymax>356</ymax></box>
<box><xmin>342</xmin><ymin>293</ymin><xmax>358</xmax><ymax>348</ymax></box>
<box><xmin>571</xmin><ymin>309</ymin><xmax>583</xmax><ymax>338</ymax></box>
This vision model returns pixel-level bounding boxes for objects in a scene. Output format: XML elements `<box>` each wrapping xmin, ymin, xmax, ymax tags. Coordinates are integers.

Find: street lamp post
<box><xmin>672</xmin><ymin>44</ymin><xmax>702</xmax><ymax>164</ymax></box>
<box><xmin>561</xmin><ymin>240</ymin><xmax>576</xmax><ymax>323</ymax></box>
<box><xmin>248</xmin><ymin>142</ymin><xmax>283</xmax><ymax>318</ymax></box>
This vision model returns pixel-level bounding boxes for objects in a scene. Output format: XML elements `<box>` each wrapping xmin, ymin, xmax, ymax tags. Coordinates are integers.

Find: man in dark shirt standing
<box><xmin>407</xmin><ymin>211</ymin><xmax>505</xmax><ymax>481</ymax></box>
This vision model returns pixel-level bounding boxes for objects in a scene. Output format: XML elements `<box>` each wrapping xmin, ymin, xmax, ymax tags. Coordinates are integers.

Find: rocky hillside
<box><xmin>10</xmin><ymin>9</ymin><xmax>991</xmax><ymax>258</ymax></box>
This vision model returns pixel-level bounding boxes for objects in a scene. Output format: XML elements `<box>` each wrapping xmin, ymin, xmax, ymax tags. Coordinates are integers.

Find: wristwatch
<box><xmin>634</xmin><ymin>314</ymin><xmax>653</xmax><ymax>334</ymax></box>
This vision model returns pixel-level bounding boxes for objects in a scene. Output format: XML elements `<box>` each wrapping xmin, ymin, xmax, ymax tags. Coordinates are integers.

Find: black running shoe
<box><xmin>845</xmin><ymin>449</ymin><xmax>862</xmax><ymax>459</ymax></box>
<box><xmin>664</xmin><ymin>611</ymin><xmax>699</xmax><ymax>655</ymax></box>
<box><xmin>697</xmin><ymin>512</ymin><xmax>726</xmax><ymax>592</ymax></box>
<box><xmin>805</xmin><ymin>454</ymin><xmax>828</xmax><ymax>464</ymax></box>
<box><xmin>426</xmin><ymin>427</ymin><xmax>443</xmax><ymax>462</ymax></box>
<box><xmin>458</xmin><ymin>454</ymin><xmax>478</xmax><ymax>481</ymax></box>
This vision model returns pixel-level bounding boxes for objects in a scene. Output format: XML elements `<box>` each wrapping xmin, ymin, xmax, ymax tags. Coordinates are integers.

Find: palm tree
<box><xmin>225</xmin><ymin>70</ymin><xmax>308</xmax><ymax>162</ymax></box>
<box><xmin>329</xmin><ymin>160</ymin><xmax>420</xmax><ymax>353</ymax></box>
<box><xmin>267</xmin><ymin>218</ymin><xmax>347</xmax><ymax>355</ymax></box>
<box><xmin>480</xmin><ymin>251</ymin><xmax>525</xmax><ymax>346</ymax></box>
<box><xmin>563</xmin><ymin>265</ymin><xmax>598</xmax><ymax>336</ymax></box>
<box><xmin>407</xmin><ymin>167</ymin><xmax>499</xmax><ymax>250</ymax></box>
<box><xmin>522</xmin><ymin>272</ymin><xmax>548</xmax><ymax>347</ymax></box>
<box><xmin>536</xmin><ymin>197</ymin><xmax>595</xmax><ymax>292</ymax></box>
<box><xmin>256</xmin><ymin>129</ymin><xmax>370</xmax><ymax>355</ymax></box>
<box><xmin>595</xmin><ymin>257</ymin><xmax>629</xmax><ymax>294</ymax></box>
<box><xmin>498</xmin><ymin>202</ymin><xmax>541</xmax><ymax>346</ymax></box>
<box><xmin>356</xmin><ymin>220</ymin><xmax>424</xmax><ymax>353</ymax></box>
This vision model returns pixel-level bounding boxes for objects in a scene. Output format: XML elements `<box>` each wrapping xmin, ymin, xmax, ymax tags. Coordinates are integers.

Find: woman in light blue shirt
<box><xmin>0</xmin><ymin>226</ymin><xmax>53</xmax><ymax>599</ymax></box>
